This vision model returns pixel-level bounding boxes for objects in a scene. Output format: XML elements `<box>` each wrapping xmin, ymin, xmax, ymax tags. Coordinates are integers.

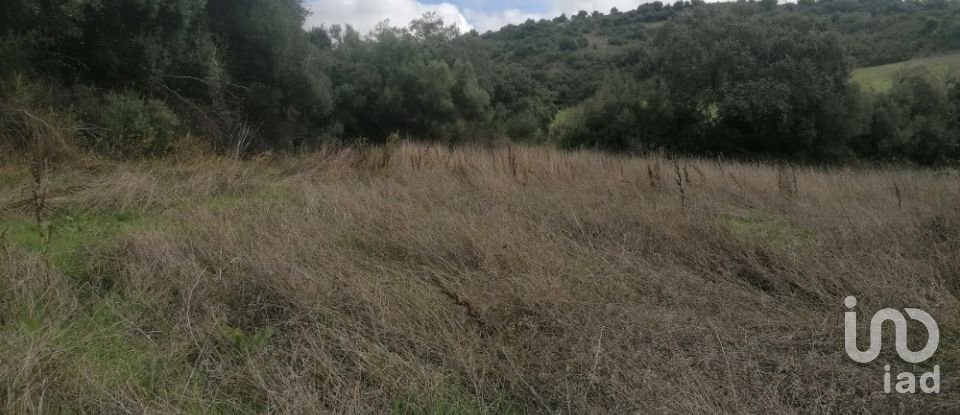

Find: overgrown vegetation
<box><xmin>1</xmin><ymin>142</ymin><xmax>959</xmax><ymax>412</ymax></box>
<box><xmin>2</xmin><ymin>2</ymin><xmax>958</xmax><ymax>411</ymax></box>
<box><xmin>2</xmin><ymin>0</ymin><xmax>960</xmax><ymax>163</ymax></box>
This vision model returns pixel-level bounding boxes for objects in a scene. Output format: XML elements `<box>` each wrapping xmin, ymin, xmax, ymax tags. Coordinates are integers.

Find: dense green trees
<box><xmin>2</xmin><ymin>0</ymin><xmax>959</xmax><ymax>164</ymax></box>
<box><xmin>1</xmin><ymin>0</ymin><xmax>219</xmax><ymax>88</ymax></box>
<box><xmin>206</xmin><ymin>0</ymin><xmax>333</xmax><ymax>146</ymax></box>
<box><xmin>324</xmin><ymin>15</ymin><xmax>492</xmax><ymax>142</ymax></box>
<box><xmin>498</xmin><ymin>0</ymin><xmax>960</xmax><ymax>163</ymax></box>
<box><xmin>857</xmin><ymin>72</ymin><xmax>960</xmax><ymax>163</ymax></box>
<box><xmin>549</xmin><ymin>74</ymin><xmax>673</xmax><ymax>151</ymax></box>
<box><xmin>1</xmin><ymin>0</ymin><xmax>321</xmax><ymax>148</ymax></box>
<box><xmin>549</xmin><ymin>9</ymin><xmax>864</xmax><ymax>158</ymax></box>
<box><xmin>88</xmin><ymin>92</ymin><xmax>182</xmax><ymax>157</ymax></box>
<box><xmin>653</xmin><ymin>11</ymin><xmax>858</xmax><ymax>156</ymax></box>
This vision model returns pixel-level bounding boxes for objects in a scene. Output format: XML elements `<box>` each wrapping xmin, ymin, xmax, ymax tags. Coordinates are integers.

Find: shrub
<box><xmin>504</xmin><ymin>112</ymin><xmax>544</xmax><ymax>141</ymax></box>
<box><xmin>0</xmin><ymin>75</ymin><xmax>82</xmax><ymax>160</ymax></box>
<box><xmin>607</xmin><ymin>38</ymin><xmax>628</xmax><ymax>46</ymax></box>
<box><xmin>87</xmin><ymin>92</ymin><xmax>180</xmax><ymax>158</ymax></box>
<box><xmin>549</xmin><ymin>74</ymin><xmax>674</xmax><ymax>151</ymax></box>
<box><xmin>865</xmin><ymin>71</ymin><xmax>959</xmax><ymax>164</ymax></box>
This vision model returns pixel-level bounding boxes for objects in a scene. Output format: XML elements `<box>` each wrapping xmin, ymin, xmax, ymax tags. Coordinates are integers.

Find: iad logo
<box><xmin>844</xmin><ymin>296</ymin><xmax>941</xmax><ymax>394</ymax></box>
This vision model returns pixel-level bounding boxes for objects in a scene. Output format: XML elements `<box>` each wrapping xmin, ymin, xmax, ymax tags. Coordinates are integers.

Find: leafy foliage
<box><xmin>859</xmin><ymin>71</ymin><xmax>960</xmax><ymax>163</ymax></box>
<box><xmin>207</xmin><ymin>0</ymin><xmax>333</xmax><ymax>147</ymax></box>
<box><xmin>549</xmin><ymin>74</ymin><xmax>673</xmax><ymax>151</ymax></box>
<box><xmin>1</xmin><ymin>0</ymin><xmax>960</xmax><ymax>163</ymax></box>
<box><xmin>325</xmin><ymin>15</ymin><xmax>492</xmax><ymax>142</ymax></box>
<box><xmin>87</xmin><ymin>92</ymin><xmax>181</xmax><ymax>157</ymax></box>
<box><xmin>652</xmin><ymin>10</ymin><xmax>858</xmax><ymax>156</ymax></box>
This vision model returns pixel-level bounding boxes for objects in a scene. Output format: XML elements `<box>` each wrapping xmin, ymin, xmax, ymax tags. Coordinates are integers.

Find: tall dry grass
<box><xmin>1</xmin><ymin>142</ymin><xmax>959</xmax><ymax>413</ymax></box>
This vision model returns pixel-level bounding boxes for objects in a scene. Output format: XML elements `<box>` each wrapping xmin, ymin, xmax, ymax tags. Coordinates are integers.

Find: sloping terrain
<box><xmin>2</xmin><ymin>143</ymin><xmax>959</xmax><ymax>413</ymax></box>
<box><xmin>853</xmin><ymin>52</ymin><xmax>960</xmax><ymax>92</ymax></box>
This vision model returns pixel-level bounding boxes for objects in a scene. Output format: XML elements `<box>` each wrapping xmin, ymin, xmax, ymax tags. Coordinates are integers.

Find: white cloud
<box><xmin>463</xmin><ymin>8</ymin><xmax>547</xmax><ymax>32</ymax></box>
<box><xmin>306</xmin><ymin>1</ymin><xmax>725</xmax><ymax>35</ymax></box>
<box><xmin>551</xmin><ymin>0</ymin><xmax>644</xmax><ymax>15</ymax></box>
<box><xmin>464</xmin><ymin>1</ymin><xmax>643</xmax><ymax>31</ymax></box>
<box><xmin>305</xmin><ymin>0</ymin><xmax>473</xmax><ymax>34</ymax></box>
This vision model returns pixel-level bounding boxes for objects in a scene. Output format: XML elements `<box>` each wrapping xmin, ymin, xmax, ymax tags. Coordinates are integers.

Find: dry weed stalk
<box><xmin>693</xmin><ymin>164</ymin><xmax>706</xmax><ymax>183</ymax></box>
<box><xmin>729</xmin><ymin>172</ymin><xmax>744</xmax><ymax>192</ymax></box>
<box><xmin>506</xmin><ymin>144</ymin><xmax>518</xmax><ymax>179</ymax></box>
<box><xmin>777</xmin><ymin>165</ymin><xmax>799</xmax><ymax>197</ymax></box>
<box><xmin>647</xmin><ymin>161</ymin><xmax>662</xmax><ymax>187</ymax></box>
<box><xmin>351</xmin><ymin>136</ymin><xmax>370</xmax><ymax>167</ymax></box>
<box><xmin>674</xmin><ymin>161</ymin><xmax>686</xmax><ymax>208</ymax></box>
<box><xmin>230</xmin><ymin>120</ymin><xmax>256</xmax><ymax>160</ymax></box>
<box><xmin>30</xmin><ymin>152</ymin><xmax>48</xmax><ymax>230</ymax></box>
<box><xmin>894</xmin><ymin>180</ymin><xmax>903</xmax><ymax>210</ymax></box>
<box><xmin>23</xmin><ymin>115</ymin><xmax>54</xmax><ymax>246</ymax></box>
<box><xmin>375</xmin><ymin>133</ymin><xmax>401</xmax><ymax>171</ymax></box>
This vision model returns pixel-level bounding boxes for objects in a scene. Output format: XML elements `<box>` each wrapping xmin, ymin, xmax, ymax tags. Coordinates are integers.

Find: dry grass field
<box><xmin>1</xmin><ymin>141</ymin><xmax>959</xmax><ymax>413</ymax></box>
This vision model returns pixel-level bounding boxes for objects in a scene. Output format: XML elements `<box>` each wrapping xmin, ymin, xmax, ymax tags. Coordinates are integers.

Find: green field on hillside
<box><xmin>853</xmin><ymin>52</ymin><xmax>960</xmax><ymax>92</ymax></box>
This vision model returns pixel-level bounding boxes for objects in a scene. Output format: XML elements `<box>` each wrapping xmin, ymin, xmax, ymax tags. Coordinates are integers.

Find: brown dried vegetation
<box><xmin>1</xmin><ymin>142</ymin><xmax>959</xmax><ymax>413</ymax></box>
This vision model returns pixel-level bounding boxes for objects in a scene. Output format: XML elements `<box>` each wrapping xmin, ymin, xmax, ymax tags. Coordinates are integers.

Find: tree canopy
<box><xmin>2</xmin><ymin>0</ymin><xmax>959</xmax><ymax>163</ymax></box>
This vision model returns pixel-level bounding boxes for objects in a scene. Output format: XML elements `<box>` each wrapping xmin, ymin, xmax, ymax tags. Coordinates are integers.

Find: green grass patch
<box><xmin>0</xmin><ymin>292</ymin><xmax>167</xmax><ymax>396</ymax></box>
<box><xmin>0</xmin><ymin>210</ymin><xmax>163</xmax><ymax>275</ymax></box>
<box><xmin>0</xmin><ymin>288</ymin><xmax>259</xmax><ymax>413</ymax></box>
<box><xmin>203</xmin><ymin>185</ymin><xmax>298</xmax><ymax>210</ymax></box>
<box><xmin>58</xmin><ymin>294</ymin><xmax>166</xmax><ymax>393</ymax></box>
<box><xmin>720</xmin><ymin>209</ymin><xmax>814</xmax><ymax>249</ymax></box>
<box><xmin>2</xmin><ymin>292</ymin><xmax>224</xmax><ymax>412</ymax></box>
<box><xmin>221</xmin><ymin>324</ymin><xmax>275</xmax><ymax>354</ymax></box>
<box><xmin>0</xmin><ymin>167</ymin><xmax>29</xmax><ymax>189</ymax></box>
<box><xmin>852</xmin><ymin>52</ymin><xmax>960</xmax><ymax>92</ymax></box>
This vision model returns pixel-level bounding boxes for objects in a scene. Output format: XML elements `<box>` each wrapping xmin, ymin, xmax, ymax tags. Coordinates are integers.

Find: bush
<box><xmin>87</xmin><ymin>93</ymin><xmax>180</xmax><ymax>158</ymax></box>
<box><xmin>548</xmin><ymin>107</ymin><xmax>589</xmax><ymax>147</ymax></box>
<box><xmin>549</xmin><ymin>74</ymin><xmax>673</xmax><ymax>151</ymax></box>
<box><xmin>607</xmin><ymin>38</ymin><xmax>628</xmax><ymax>46</ymax></box>
<box><xmin>0</xmin><ymin>75</ymin><xmax>83</xmax><ymax>160</ymax></box>
<box><xmin>504</xmin><ymin>112</ymin><xmax>544</xmax><ymax>141</ymax></box>
<box><xmin>867</xmin><ymin>72</ymin><xmax>960</xmax><ymax>164</ymax></box>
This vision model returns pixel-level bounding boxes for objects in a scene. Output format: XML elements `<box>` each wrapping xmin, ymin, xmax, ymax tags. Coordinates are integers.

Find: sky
<box><xmin>304</xmin><ymin>0</ymin><xmax>656</xmax><ymax>34</ymax></box>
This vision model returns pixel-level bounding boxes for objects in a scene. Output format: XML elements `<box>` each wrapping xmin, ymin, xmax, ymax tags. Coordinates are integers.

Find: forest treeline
<box><xmin>1</xmin><ymin>0</ymin><xmax>959</xmax><ymax>163</ymax></box>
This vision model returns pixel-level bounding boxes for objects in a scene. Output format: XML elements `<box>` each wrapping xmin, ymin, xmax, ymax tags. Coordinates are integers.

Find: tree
<box><xmin>653</xmin><ymin>11</ymin><xmax>858</xmax><ymax>156</ymax></box>
<box><xmin>2</xmin><ymin>0</ymin><xmax>220</xmax><ymax>93</ymax></box>
<box><xmin>308</xmin><ymin>27</ymin><xmax>334</xmax><ymax>50</ymax></box>
<box><xmin>452</xmin><ymin>60</ymin><xmax>491</xmax><ymax>121</ymax></box>
<box><xmin>549</xmin><ymin>73</ymin><xmax>674</xmax><ymax>151</ymax></box>
<box><xmin>206</xmin><ymin>0</ymin><xmax>333</xmax><ymax>146</ymax></box>
<box><xmin>326</xmin><ymin>14</ymin><xmax>494</xmax><ymax>142</ymax></box>
<box><xmin>410</xmin><ymin>12</ymin><xmax>461</xmax><ymax>43</ymax></box>
<box><xmin>865</xmin><ymin>71</ymin><xmax>958</xmax><ymax>163</ymax></box>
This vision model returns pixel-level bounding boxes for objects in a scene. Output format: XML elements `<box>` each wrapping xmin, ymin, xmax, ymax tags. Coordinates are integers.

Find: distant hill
<box><xmin>852</xmin><ymin>51</ymin><xmax>960</xmax><ymax>92</ymax></box>
<box><xmin>478</xmin><ymin>0</ymin><xmax>960</xmax><ymax>106</ymax></box>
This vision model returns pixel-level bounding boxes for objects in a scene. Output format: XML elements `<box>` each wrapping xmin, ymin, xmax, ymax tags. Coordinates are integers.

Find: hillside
<box><xmin>3</xmin><ymin>0</ymin><xmax>960</xmax><ymax>163</ymax></box>
<box><xmin>2</xmin><ymin>142</ymin><xmax>960</xmax><ymax>412</ymax></box>
<box><xmin>853</xmin><ymin>51</ymin><xmax>960</xmax><ymax>92</ymax></box>
<box><xmin>479</xmin><ymin>0</ymin><xmax>960</xmax><ymax>106</ymax></box>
